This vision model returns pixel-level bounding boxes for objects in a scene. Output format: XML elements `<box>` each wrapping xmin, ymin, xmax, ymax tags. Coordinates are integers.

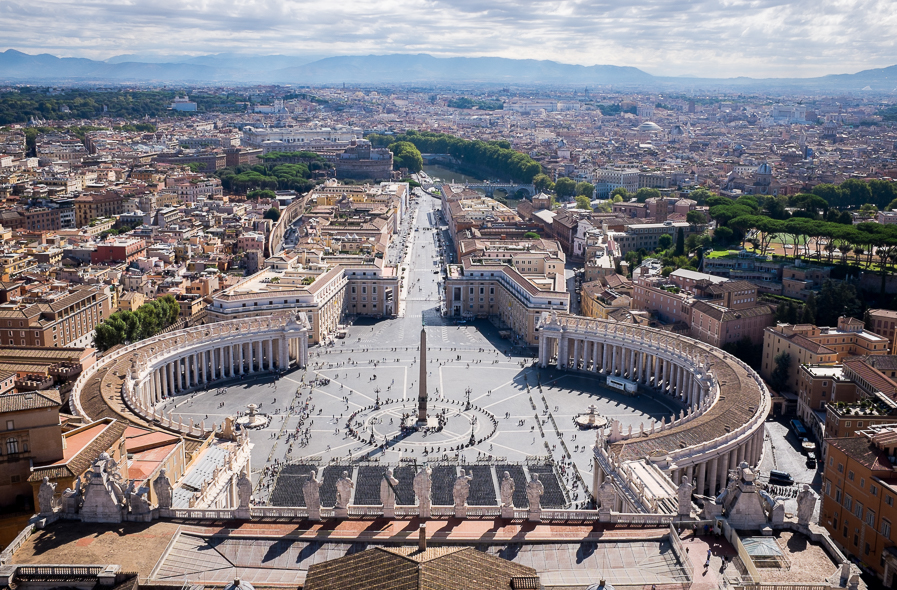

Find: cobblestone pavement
<box><xmin>156</xmin><ymin>195</ymin><xmax>678</xmax><ymax>506</ymax></box>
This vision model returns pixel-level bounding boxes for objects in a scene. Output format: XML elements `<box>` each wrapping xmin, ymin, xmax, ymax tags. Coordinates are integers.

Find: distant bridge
<box><xmin>465</xmin><ymin>183</ymin><xmax>535</xmax><ymax>197</ymax></box>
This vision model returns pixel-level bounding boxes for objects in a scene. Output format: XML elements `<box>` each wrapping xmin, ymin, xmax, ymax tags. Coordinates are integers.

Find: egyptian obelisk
<box><xmin>418</xmin><ymin>324</ymin><xmax>428</xmax><ymax>425</ymax></box>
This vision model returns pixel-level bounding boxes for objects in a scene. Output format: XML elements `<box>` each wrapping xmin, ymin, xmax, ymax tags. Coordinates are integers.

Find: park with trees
<box><xmin>93</xmin><ymin>295</ymin><xmax>182</xmax><ymax>352</ymax></box>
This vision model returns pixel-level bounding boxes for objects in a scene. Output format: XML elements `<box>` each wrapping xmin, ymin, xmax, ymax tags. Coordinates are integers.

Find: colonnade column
<box><xmin>697</xmin><ymin>461</ymin><xmax>707</xmax><ymax>497</ymax></box>
<box><xmin>602</xmin><ymin>343</ymin><xmax>609</xmax><ymax>374</ymax></box>
<box><xmin>611</xmin><ymin>346</ymin><xmax>618</xmax><ymax>376</ymax></box>
<box><xmin>707</xmin><ymin>456</ymin><xmax>719</xmax><ymax>496</ymax></box>
<box><xmin>718</xmin><ymin>450</ymin><xmax>730</xmax><ymax>493</ymax></box>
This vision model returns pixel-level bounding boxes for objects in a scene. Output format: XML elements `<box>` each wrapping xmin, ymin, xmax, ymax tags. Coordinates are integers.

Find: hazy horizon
<box><xmin>1</xmin><ymin>0</ymin><xmax>895</xmax><ymax>79</ymax></box>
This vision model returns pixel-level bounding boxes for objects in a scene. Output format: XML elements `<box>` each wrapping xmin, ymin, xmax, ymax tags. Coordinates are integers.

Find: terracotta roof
<box><xmin>843</xmin><ymin>359</ymin><xmax>897</xmax><ymax>394</ymax></box>
<box><xmin>828</xmin><ymin>436</ymin><xmax>897</xmax><ymax>472</ymax></box>
<box><xmin>29</xmin><ymin>418</ymin><xmax>127</xmax><ymax>482</ymax></box>
<box><xmin>303</xmin><ymin>546</ymin><xmax>538</xmax><ymax>590</ymax></box>
<box><xmin>0</xmin><ymin>390</ymin><xmax>61</xmax><ymax>413</ymax></box>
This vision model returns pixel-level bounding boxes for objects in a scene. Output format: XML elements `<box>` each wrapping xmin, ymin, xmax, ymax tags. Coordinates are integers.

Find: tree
<box><xmin>635</xmin><ymin>187</ymin><xmax>660</xmax><ymax>203</ymax></box>
<box><xmin>387</xmin><ymin>141</ymin><xmax>423</xmax><ymax>173</ymax></box>
<box><xmin>771</xmin><ymin>352</ymin><xmax>792</xmax><ymax>392</ymax></box>
<box><xmin>610</xmin><ymin>187</ymin><xmax>629</xmax><ymax>200</ymax></box>
<box><xmin>612</xmin><ymin>194</ymin><xmax>625</xmax><ymax>203</ymax></box>
<box><xmin>688</xmin><ymin>188</ymin><xmax>715</xmax><ymax>205</ymax></box>
<box><xmin>555</xmin><ymin>177</ymin><xmax>576</xmax><ymax>199</ymax></box>
<box><xmin>523</xmin><ymin>232</ymin><xmax>540</xmax><ymax>239</ymax></box>
<box><xmin>533</xmin><ymin>173</ymin><xmax>554</xmax><ymax>193</ymax></box>
<box><xmin>686</xmin><ymin>210</ymin><xmax>707</xmax><ymax>225</ymax></box>
<box><xmin>714</xmin><ymin>226</ymin><xmax>734</xmax><ymax>245</ymax></box>
<box><xmin>575</xmin><ymin>195</ymin><xmax>593</xmax><ymax>211</ymax></box>
<box><xmin>247</xmin><ymin>189</ymin><xmax>277</xmax><ymax>200</ymax></box>
<box><xmin>658</xmin><ymin>234</ymin><xmax>673</xmax><ymax>251</ymax></box>
<box><xmin>264</xmin><ymin>208</ymin><xmax>281</xmax><ymax>222</ymax></box>
<box><xmin>575</xmin><ymin>181</ymin><xmax>595</xmax><ymax>198</ymax></box>
<box><xmin>675</xmin><ymin>227</ymin><xmax>685</xmax><ymax>256</ymax></box>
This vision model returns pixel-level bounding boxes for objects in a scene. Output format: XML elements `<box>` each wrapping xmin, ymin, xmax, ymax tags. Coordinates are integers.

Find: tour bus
<box><xmin>790</xmin><ymin>418</ymin><xmax>808</xmax><ymax>439</ymax></box>
<box><xmin>606</xmin><ymin>376</ymin><xmax>638</xmax><ymax>394</ymax></box>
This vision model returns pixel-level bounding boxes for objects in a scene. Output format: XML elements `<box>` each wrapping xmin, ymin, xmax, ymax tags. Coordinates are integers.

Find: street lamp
<box><xmin>464</xmin><ymin>387</ymin><xmax>472</xmax><ymax>411</ymax></box>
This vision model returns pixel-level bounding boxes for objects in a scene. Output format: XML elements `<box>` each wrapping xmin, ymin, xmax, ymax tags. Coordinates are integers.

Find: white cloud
<box><xmin>1</xmin><ymin>0</ymin><xmax>895</xmax><ymax>77</ymax></box>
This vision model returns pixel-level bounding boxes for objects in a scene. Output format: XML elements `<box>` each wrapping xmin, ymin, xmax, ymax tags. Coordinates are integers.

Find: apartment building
<box><xmin>0</xmin><ymin>391</ymin><xmax>64</xmax><ymax>509</ymax></box>
<box><xmin>761</xmin><ymin>318</ymin><xmax>890</xmax><ymax>393</ymax></box>
<box><xmin>444</xmin><ymin>254</ymin><xmax>569</xmax><ymax>346</ymax></box>
<box><xmin>208</xmin><ymin>258</ymin><xmax>398</xmax><ymax>343</ymax></box>
<box><xmin>607</xmin><ymin>221</ymin><xmax>694</xmax><ymax>255</ymax></box>
<box><xmin>868</xmin><ymin>309</ymin><xmax>897</xmax><ymax>352</ymax></box>
<box><xmin>595</xmin><ymin>168</ymin><xmax>639</xmax><ymax>198</ymax></box>
<box><xmin>74</xmin><ymin>191</ymin><xmax>127</xmax><ymax>228</ymax></box>
<box><xmin>0</xmin><ymin>285</ymin><xmax>112</xmax><ymax>348</ymax></box>
<box><xmin>821</xmin><ymin>424</ymin><xmax>897</xmax><ymax>585</ymax></box>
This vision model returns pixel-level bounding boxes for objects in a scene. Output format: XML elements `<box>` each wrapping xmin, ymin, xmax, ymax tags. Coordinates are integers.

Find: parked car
<box><xmin>768</xmin><ymin>470</ymin><xmax>794</xmax><ymax>485</ymax></box>
<box><xmin>806</xmin><ymin>452</ymin><xmax>817</xmax><ymax>468</ymax></box>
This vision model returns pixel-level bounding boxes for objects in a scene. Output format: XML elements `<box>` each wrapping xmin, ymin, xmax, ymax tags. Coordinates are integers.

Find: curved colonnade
<box><xmin>538</xmin><ymin>313</ymin><xmax>770</xmax><ymax>508</ymax></box>
<box><xmin>71</xmin><ymin>313</ymin><xmax>309</xmax><ymax>437</ymax></box>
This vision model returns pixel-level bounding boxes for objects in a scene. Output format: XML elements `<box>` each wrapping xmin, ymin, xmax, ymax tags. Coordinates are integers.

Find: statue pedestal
<box><xmin>234</xmin><ymin>508</ymin><xmax>251</xmax><ymax>520</ymax></box>
<box><xmin>307</xmin><ymin>507</ymin><xmax>321</xmax><ymax>521</ymax></box>
<box><xmin>598</xmin><ymin>508</ymin><xmax>612</xmax><ymax>523</ymax></box>
<box><xmin>527</xmin><ymin>510</ymin><xmax>541</xmax><ymax>522</ymax></box>
<box><xmin>454</xmin><ymin>505</ymin><xmax>467</xmax><ymax>519</ymax></box>
<box><xmin>419</xmin><ymin>506</ymin><xmax>431</xmax><ymax>519</ymax></box>
<box><xmin>383</xmin><ymin>506</ymin><xmax>395</xmax><ymax>519</ymax></box>
<box><xmin>501</xmin><ymin>506</ymin><xmax>515</xmax><ymax>519</ymax></box>
<box><xmin>334</xmin><ymin>507</ymin><xmax>348</xmax><ymax>519</ymax></box>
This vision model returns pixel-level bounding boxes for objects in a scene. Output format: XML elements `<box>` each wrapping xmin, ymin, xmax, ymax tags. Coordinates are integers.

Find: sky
<box><xmin>2</xmin><ymin>0</ymin><xmax>897</xmax><ymax>78</ymax></box>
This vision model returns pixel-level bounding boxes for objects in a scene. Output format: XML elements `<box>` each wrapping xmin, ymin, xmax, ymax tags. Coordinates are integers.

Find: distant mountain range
<box><xmin>0</xmin><ymin>49</ymin><xmax>895</xmax><ymax>92</ymax></box>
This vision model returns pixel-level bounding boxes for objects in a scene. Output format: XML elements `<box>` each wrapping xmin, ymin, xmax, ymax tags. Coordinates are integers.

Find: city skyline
<box><xmin>1</xmin><ymin>0</ymin><xmax>896</xmax><ymax>79</ymax></box>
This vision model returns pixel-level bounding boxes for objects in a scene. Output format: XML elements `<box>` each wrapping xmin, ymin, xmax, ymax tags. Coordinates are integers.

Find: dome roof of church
<box><xmin>635</xmin><ymin>121</ymin><xmax>662</xmax><ymax>133</ymax></box>
<box><xmin>757</xmin><ymin>163</ymin><xmax>772</xmax><ymax>175</ymax></box>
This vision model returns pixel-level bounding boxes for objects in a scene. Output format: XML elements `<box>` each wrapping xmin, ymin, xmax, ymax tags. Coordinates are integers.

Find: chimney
<box><xmin>418</xmin><ymin>524</ymin><xmax>426</xmax><ymax>551</ymax></box>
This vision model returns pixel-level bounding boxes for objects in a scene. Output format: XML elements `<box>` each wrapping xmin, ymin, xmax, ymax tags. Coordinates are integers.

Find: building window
<box><xmin>5</xmin><ymin>420</ymin><xmax>12</xmax><ymax>431</ymax></box>
<box><xmin>844</xmin><ymin>495</ymin><xmax>852</xmax><ymax>511</ymax></box>
<box><xmin>6</xmin><ymin>438</ymin><xmax>17</xmax><ymax>454</ymax></box>
<box><xmin>848</xmin><ymin>471</ymin><xmax>854</xmax><ymax>481</ymax></box>
<box><xmin>882</xmin><ymin>519</ymin><xmax>891</xmax><ymax>539</ymax></box>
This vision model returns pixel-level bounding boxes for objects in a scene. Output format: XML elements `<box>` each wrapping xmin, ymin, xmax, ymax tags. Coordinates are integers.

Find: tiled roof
<box><xmin>304</xmin><ymin>546</ymin><xmax>538</xmax><ymax>590</ymax></box>
<box><xmin>0</xmin><ymin>390</ymin><xmax>61</xmax><ymax>413</ymax></box>
<box><xmin>29</xmin><ymin>419</ymin><xmax>127</xmax><ymax>482</ymax></box>
<box><xmin>828</xmin><ymin>436</ymin><xmax>897</xmax><ymax>472</ymax></box>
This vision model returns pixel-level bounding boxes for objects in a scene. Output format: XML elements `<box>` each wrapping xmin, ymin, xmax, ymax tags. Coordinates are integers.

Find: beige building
<box><xmin>0</xmin><ymin>391</ymin><xmax>65</xmax><ymax>509</ymax></box>
<box><xmin>208</xmin><ymin>258</ymin><xmax>398</xmax><ymax>344</ymax></box>
<box><xmin>761</xmin><ymin>317</ymin><xmax>890</xmax><ymax>393</ymax></box>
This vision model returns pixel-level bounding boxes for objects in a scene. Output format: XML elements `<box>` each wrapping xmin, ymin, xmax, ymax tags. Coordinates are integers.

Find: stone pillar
<box><xmin>737</xmin><ymin>441</ymin><xmax>746</xmax><ymax>467</ymax></box>
<box><xmin>202</xmin><ymin>351</ymin><xmax>208</xmax><ymax>384</ymax></box>
<box><xmin>686</xmin><ymin>464</ymin><xmax>694</xmax><ymax>486</ymax></box>
<box><xmin>637</xmin><ymin>351</ymin><xmax>644</xmax><ymax>383</ymax></box>
<box><xmin>268</xmin><ymin>339</ymin><xmax>275</xmax><ymax>371</ymax></box>
<box><xmin>611</xmin><ymin>346</ymin><xmax>617</xmax><ymax>376</ymax></box>
<box><xmin>558</xmin><ymin>336</ymin><xmax>568</xmax><ymax>369</ymax></box>
<box><xmin>653</xmin><ymin>355</ymin><xmax>660</xmax><ymax>387</ymax></box>
<box><xmin>707</xmin><ymin>456</ymin><xmax>719</xmax><ymax>496</ymax></box>
<box><xmin>592</xmin><ymin>341</ymin><xmax>600</xmax><ymax>372</ymax></box>
<box><xmin>697</xmin><ymin>461</ymin><xmax>707</xmax><ymax>496</ymax></box>
<box><xmin>602</xmin><ymin>343</ymin><xmax>609</xmax><ymax>373</ymax></box>
<box><xmin>660</xmin><ymin>359</ymin><xmax>670</xmax><ymax>391</ymax></box>
<box><xmin>718</xmin><ymin>449</ymin><xmax>730</xmax><ymax>492</ymax></box>
<box><xmin>573</xmin><ymin>339</ymin><xmax>581</xmax><ymax>370</ymax></box>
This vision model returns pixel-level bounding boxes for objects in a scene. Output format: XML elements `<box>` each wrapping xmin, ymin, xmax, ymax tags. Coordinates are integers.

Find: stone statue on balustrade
<box><xmin>597</xmin><ymin>481</ymin><xmax>615</xmax><ymax>513</ymax></box>
<box><xmin>303</xmin><ymin>470</ymin><xmax>322</xmax><ymax>521</ymax></box>
<box><xmin>525</xmin><ymin>474</ymin><xmax>544</xmax><ymax>521</ymax></box>
<box><xmin>413</xmin><ymin>465</ymin><xmax>432</xmax><ymax>518</ymax></box>
<box><xmin>38</xmin><ymin>476</ymin><xmax>57</xmax><ymax>516</ymax></box>
<box><xmin>62</xmin><ymin>477</ymin><xmax>82</xmax><ymax>516</ymax></box>
<box><xmin>81</xmin><ymin>453</ymin><xmax>125</xmax><ymax>523</ymax></box>
<box><xmin>380</xmin><ymin>468</ymin><xmax>399</xmax><ymax>518</ymax></box>
<box><xmin>236</xmin><ymin>470</ymin><xmax>252</xmax><ymax>509</ymax></box>
<box><xmin>335</xmin><ymin>471</ymin><xmax>354</xmax><ymax>517</ymax></box>
<box><xmin>677</xmin><ymin>475</ymin><xmax>695</xmax><ymax>517</ymax></box>
<box><xmin>796</xmin><ymin>484</ymin><xmax>817</xmax><ymax>526</ymax></box>
<box><xmin>154</xmin><ymin>469</ymin><xmax>173</xmax><ymax>509</ymax></box>
<box><xmin>500</xmin><ymin>471</ymin><xmax>515</xmax><ymax>518</ymax></box>
<box><xmin>453</xmin><ymin>469</ymin><xmax>473</xmax><ymax>517</ymax></box>
<box><xmin>128</xmin><ymin>486</ymin><xmax>152</xmax><ymax>521</ymax></box>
